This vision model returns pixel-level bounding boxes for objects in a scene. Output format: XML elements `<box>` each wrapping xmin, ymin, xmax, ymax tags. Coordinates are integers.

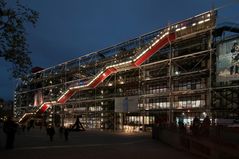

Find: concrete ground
<box><xmin>0</xmin><ymin>127</ymin><xmax>202</xmax><ymax>159</ymax></box>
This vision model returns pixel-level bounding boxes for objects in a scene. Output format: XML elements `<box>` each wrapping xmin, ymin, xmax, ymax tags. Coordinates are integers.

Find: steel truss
<box><xmin>15</xmin><ymin>11</ymin><xmax>224</xmax><ymax>131</ymax></box>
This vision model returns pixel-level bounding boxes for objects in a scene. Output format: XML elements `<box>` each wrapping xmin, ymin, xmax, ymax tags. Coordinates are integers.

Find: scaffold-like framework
<box><xmin>14</xmin><ymin>10</ymin><xmax>239</xmax><ymax>131</ymax></box>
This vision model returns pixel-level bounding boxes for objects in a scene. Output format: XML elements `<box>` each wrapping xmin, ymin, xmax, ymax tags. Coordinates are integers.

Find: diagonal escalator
<box><xmin>18</xmin><ymin>32</ymin><xmax>175</xmax><ymax>123</ymax></box>
<box><xmin>18</xmin><ymin>10</ymin><xmax>217</xmax><ymax>124</ymax></box>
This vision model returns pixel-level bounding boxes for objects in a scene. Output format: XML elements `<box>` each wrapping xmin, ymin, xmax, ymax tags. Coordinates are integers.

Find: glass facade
<box><xmin>15</xmin><ymin>11</ymin><xmax>235</xmax><ymax>132</ymax></box>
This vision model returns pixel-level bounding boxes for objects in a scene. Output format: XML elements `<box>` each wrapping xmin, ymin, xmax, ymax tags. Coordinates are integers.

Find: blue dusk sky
<box><xmin>0</xmin><ymin>0</ymin><xmax>239</xmax><ymax>100</ymax></box>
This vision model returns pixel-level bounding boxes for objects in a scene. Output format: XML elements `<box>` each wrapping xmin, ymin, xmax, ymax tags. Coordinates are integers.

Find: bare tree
<box><xmin>0</xmin><ymin>0</ymin><xmax>38</xmax><ymax>79</ymax></box>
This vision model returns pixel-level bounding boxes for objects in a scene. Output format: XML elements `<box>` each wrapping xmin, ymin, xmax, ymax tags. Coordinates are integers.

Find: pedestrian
<box><xmin>22</xmin><ymin>124</ymin><xmax>26</xmax><ymax>132</ymax></box>
<box><xmin>178</xmin><ymin>119</ymin><xmax>186</xmax><ymax>134</ymax></box>
<box><xmin>39</xmin><ymin>122</ymin><xmax>43</xmax><ymax>131</ymax></box>
<box><xmin>64</xmin><ymin>127</ymin><xmax>69</xmax><ymax>141</ymax></box>
<box><xmin>3</xmin><ymin>116</ymin><xmax>18</xmax><ymax>149</ymax></box>
<box><xmin>202</xmin><ymin>116</ymin><xmax>211</xmax><ymax>137</ymax></box>
<box><xmin>192</xmin><ymin>116</ymin><xmax>200</xmax><ymax>136</ymax></box>
<box><xmin>46</xmin><ymin>125</ymin><xmax>55</xmax><ymax>142</ymax></box>
<box><xmin>59</xmin><ymin>126</ymin><xmax>63</xmax><ymax>138</ymax></box>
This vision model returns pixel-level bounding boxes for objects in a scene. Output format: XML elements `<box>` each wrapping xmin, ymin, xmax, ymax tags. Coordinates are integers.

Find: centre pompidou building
<box><xmin>15</xmin><ymin>10</ymin><xmax>239</xmax><ymax>132</ymax></box>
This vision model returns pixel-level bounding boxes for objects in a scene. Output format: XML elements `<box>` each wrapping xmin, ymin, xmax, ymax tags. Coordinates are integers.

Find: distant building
<box><xmin>15</xmin><ymin>10</ymin><xmax>239</xmax><ymax>132</ymax></box>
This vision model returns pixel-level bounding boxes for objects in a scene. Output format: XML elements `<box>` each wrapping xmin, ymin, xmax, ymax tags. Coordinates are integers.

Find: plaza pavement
<box><xmin>0</xmin><ymin>127</ymin><xmax>202</xmax><ymax>159</ymax></box>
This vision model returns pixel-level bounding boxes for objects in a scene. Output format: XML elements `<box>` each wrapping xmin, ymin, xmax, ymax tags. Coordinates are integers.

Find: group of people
<box><xmin>192</xmin><ymin>116</ymin><xmax>211</xmax><ymax>137</ymax></box>
<box><xmin>178</xmin><ymin>116</ymin><xmax>211</xmax><ymax>137</ymax></box>
<box><xmin>1</xmin><ymin>116</ymin><xmax>71</xmax><ymax>149</ymax></box>
<box><xmin>46</xmin><ymin>125</ymin><xmax>69</xmax><ymax>142</ymax></box>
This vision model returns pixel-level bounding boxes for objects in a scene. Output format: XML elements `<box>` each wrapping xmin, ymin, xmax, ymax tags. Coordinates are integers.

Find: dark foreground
<box><xmin>0</xmin><ymin>128</ymin><xmax>201</xmax><ymax>159</ymax></box>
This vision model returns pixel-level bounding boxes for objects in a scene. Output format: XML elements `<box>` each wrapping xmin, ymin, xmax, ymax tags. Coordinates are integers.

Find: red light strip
<box><xmin>19</xmin><ymin>33</ymin><xmax>176</xmax><ymax>122</ymax></box>
<box><xmin>58</xmin><ymin>90</ymin><xmax>76</xmax><ymax>104</ymax></box>
<box><xmin>89</xmin><ymin>67</ymin><xmax>117</xmax><ymax>88</ymax></box>
<box><xmin>134</xmin><ymin>33</ymin><xmax>175</xmax><ymax>66</ymax></box>
<box><xmin>40</xmin><ymin>103</ymin><xmax>50</xmax><ymax>113</ymax></box>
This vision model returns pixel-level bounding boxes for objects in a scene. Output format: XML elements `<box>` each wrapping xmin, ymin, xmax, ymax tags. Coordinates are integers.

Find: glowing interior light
<box><xmin>135</xmin><ymin>48</ymin><xmax>149</xmax><ymax>61</ymax></box>
<box><xmin>176</xmin><ymin>28</ymin><xmax>181</xmax><ymax>32</ymax></box>
<box><xmin>198</xmin><ymin>20</ymin><xmax>204</xmax><ymax>24</ymax></box>
<box><xmin>207</xmin><ymin>13</ymin><xmax>210</xmax><ymax>17</ymax></box>
<box><xmin>192</xmin><ymin>23</ymin><xmax>196</xmax><ymax>26</ymax></box>
<box><xmin>204</xmin><ymin>18</ymin><xmax>210</xmax><ymax>22</ymax></box>
<box><xmin>181</xmin><ymin>26</ymin><xmax>186</xmax><ymax>30</ymax></box>
<box><xmin>161</xmin><ymin>34</ymin><xmax>165</xmax><ymax>38</ymax></box>
<box><xmin>120</xmin><ymin>81</ymin><xmax>125</xmax><ymax>84</ymax></box>
<box><xmin>72</xmin><ymin>85</ymin><xmax>86</xmax><ymax>90</ymax></box>
<box><xmin>51</xmin><ymin>101</ymin><xmax>57</xmax><ymax>104</ymax></box>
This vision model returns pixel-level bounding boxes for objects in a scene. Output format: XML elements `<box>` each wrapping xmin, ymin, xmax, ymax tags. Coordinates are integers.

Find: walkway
<box><xmin>0</xmin><ymin>128</ymin><xmax>201</xmax><ymax>159</ymax></box>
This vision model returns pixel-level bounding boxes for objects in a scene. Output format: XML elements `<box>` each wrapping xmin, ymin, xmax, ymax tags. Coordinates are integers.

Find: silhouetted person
<box><xmin>64</xmin><ymin>128</ymin><xmax>69</xmax><ymax>141</ymax></box>
<box><xmin>39</xmin><ymin>122</ymin><xmax>43</xmax><ymax>131</ymax></box>
<box><xmin>59</xmin><ymin>127</ymin><xmax>63</xmax><ymax>138</ymax></box>
<box><xmin>3</xmin><ymin>116</ymin><xmax>18</xmax><ymax>149</ymax></box>
<box><xmin>202</xmin><ymin>116</ymin><xmax>211</xmax><ymax>137</ymax></box>
<box><xmin>25</xmin><ymin>120</ymin><xmax>34</xmax><ymax>132</ymax></box>
<box><xmin>22</xmin><ymin>124</ymin><xmax>26</xmax><ymax>132</ymax></box>
<box><xmin>27</xmin><ymin>125</ymin><xmax>31</xmax><ymax>132</ymax></box>
<box><xmin>178</xmin><ymin>120</ymin><xmax>186</xmax><ymax>134</ymax></box>
<box><xmin>192</xmin><ymin>116</ymin><xmax>200</xmax><ymax>136</ymax></box>
<box><xmin>28</xmin><ymin>120</ymin><xmax>34</xmax><ymax>131</ymax></box>
<box><xmin>46</xmin><ymin>126</ymin><xmax>55</xmax><ymax>141</ymax></box>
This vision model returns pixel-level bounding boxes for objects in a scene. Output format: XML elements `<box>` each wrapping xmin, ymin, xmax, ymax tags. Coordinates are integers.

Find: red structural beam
<box><xmin>57</xmin><ymin>34</ymin><xmax>175</xmax><ymax>106</ymax></box>
<box><xmin>58</xmin><ymin>90</ymin><xmax>76</xmax><ymax>104</ymax></box>
<box><xmin>19</xmin><ymin>32</ymin><xmax>176</xmax><ymax>121</ymax></box>
<box><xmin>40</xmin><ymin>103</ymin><xmax>51</xmax><ymax>113</ymax></box>
<box><xmin>133</xmin><ymin>33</ymin><xmax>175</xmax><ymax>66</ymax></box>
<box><xmin>89</xmin><ymin>67</ymin><xmax>117</xmax><ymax>88</ymax></box>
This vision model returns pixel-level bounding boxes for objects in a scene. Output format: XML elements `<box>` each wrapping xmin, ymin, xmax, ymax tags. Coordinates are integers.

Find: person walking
<box><xmin>64</xmin><ymin>127</ymin><xmax>69</xmax><ymax>141</ymax></box>
<box><xmin>202</xmin><ymin>116</ymin><xmax>211</xmax><ymax>137</ymax></box>
<box><xmin>46</xmin><ymin>125</ymin><xmax>55</xmax><ymax>142</ymax></box>
<box><xmin>192</xmin><ymin>116</ymin><xmax>201</xmax><ymax>136</ymax></box>
<box><xmin>3</xmin><ymin>116</ymin><xmax>18</xmax><ymax>149</ymax></box>
<box><xmin>59</xmin><ymin>126</ymin><xmax>63</xmax><ymax>138</ymax></box>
